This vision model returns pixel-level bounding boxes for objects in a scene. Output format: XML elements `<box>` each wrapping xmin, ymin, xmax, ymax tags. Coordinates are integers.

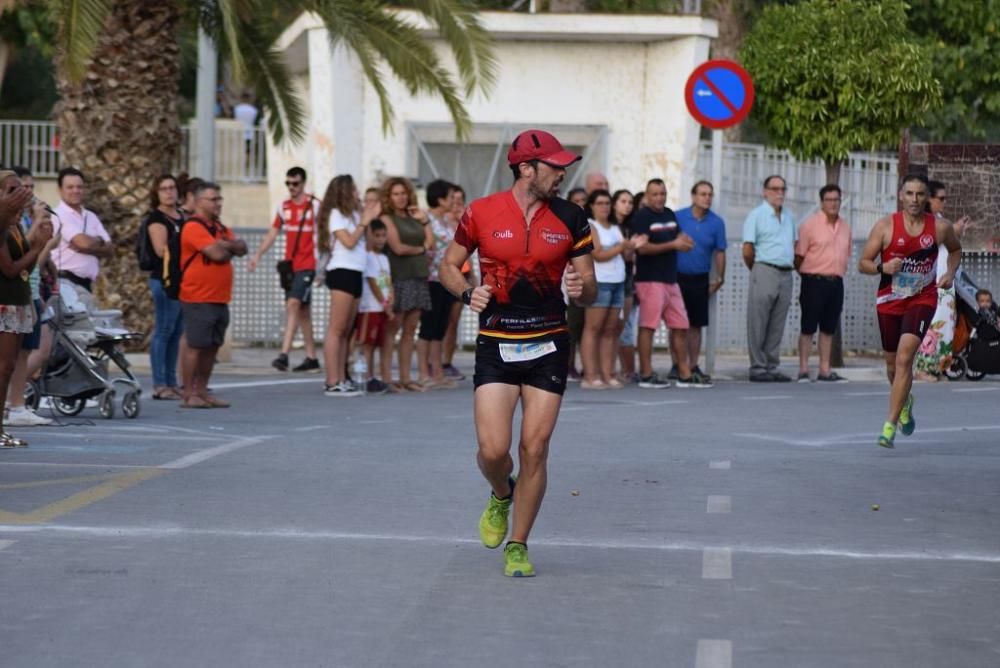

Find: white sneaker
<box><xmin>6</xmin><ymin>406</ymin><xmax>53</xmax><ymax>427</ymax></box>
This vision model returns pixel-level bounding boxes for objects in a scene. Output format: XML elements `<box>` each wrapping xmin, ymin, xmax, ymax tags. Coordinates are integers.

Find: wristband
<box><xmin>462</xmin><ymin>288</ymin><xmax>474</xmax><ymax>306</ymax></box>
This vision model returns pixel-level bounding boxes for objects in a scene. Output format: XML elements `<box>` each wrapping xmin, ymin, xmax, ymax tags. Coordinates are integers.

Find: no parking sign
<box><xmin>684</xmin><ymin>60</ymin><xmax>755</xmax><ymax>130</ymax></box>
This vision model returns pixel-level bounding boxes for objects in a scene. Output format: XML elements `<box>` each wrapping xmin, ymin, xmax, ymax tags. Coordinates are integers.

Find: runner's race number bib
<box><xmin>499</xmin><ymin>341</ymin><xmax>557</xmax><ymax>363</ymax></box>
<box><xmin>892</xmin><ymin>272</ymin><xmax>928</xmax><ymax>298</ymax></box>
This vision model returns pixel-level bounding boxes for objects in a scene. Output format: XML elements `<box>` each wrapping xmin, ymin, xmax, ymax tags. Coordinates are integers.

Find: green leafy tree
<box><xmin>907</xmin><ymin>0</ymin><xmax>1000</xmax><ymax>140</ymax></box>
<box><xmin>741</xmin><ymin>0</ymin><xmax>941</xmax><ymax>183</ymax></box>
<box><xmin>44</xmin><ymin>0</ymin><xmax>496</xmax><ymax>333</ymax></box>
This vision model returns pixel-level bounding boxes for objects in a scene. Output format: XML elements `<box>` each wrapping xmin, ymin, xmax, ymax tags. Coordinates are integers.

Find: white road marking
<box><xmin>702</xmin><ymin>548</ymin><xmax>732</xmax><ymax>579</ymax></box>
<box><xmin>0</xmin><ymin>462</ymin><xmax>148</xmax><ymax>469</ymax></box>
<box><xmin>740</xmin><ymin>395</ymin><xmax>791</xmax><ymax>400</ymax></box>
<box><xmin>624</xmin><ymin>399</ymin><xmax>690</xmax><ymax>406</ymax></box>
<box><xmin>735</xmin><ymin>424</ymin><xmax>1000</xmax><ymax>448</ymax></box>
<box><xmin>846</xmin><ymin>391</ymin><xmax>889</xmax><ymax>396</ymax></box>
<box><xmin>358</xmin><ymin>419</ymin><xmax>394</xmax><ymax>425</ymax></box>
<box><xmin>0</xmin><ymin>540</ymin><xmax>16</xmax><ymax>551</ymax></box>
<box><xmin>695</xmin><ymin>639</ymin><xmax>732</xmax><ymax>668</ymax></box>
<box><xmin>707</xmin><ymin>496</ymin><xmax>732</xmax><ymax>514</ymax></box>
<box><xmin>158</xmin><ymin>436</ymin><xmax>273</xmax><ymax>470</ymax></box>
<box><xmin>4</xmin><ymin>524</ymin><xmax>1000</xmax><ymax>563</ymax></box>
<box><xmin>293</xmin><ymin>425</ymin><xmax>329</xmax><ymax>432</ymax></box>
<box><xmin>709</xmin><ymin>460</ymin><xmax>731</xmax><ymax>470</ymax></box>
<box><xmin>952</xmin><ymin>387</ymin><xmax>998</xmax><ymax>393</ymax></box>
<box><xmin>206</xmin><ymin>379</ymin><xmax>319</xmax><ymax>390</ymax></box>
<box><xmin>22</xmin><ymin>431</ymin><xmax>223</xmax><ymax>443</ymax></box>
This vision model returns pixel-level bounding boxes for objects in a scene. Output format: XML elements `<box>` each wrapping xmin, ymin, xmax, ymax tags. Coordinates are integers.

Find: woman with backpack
<box><xmin>140</xmin><ymin>173</ymin><xmax>186</xmax><ymax>400</ymax></box>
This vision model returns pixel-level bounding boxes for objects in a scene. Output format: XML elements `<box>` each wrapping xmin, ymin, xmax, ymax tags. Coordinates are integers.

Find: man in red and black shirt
<box><xmin>441</xmin><ymin>129</ymin><xmax>596</xmax><ymax>578</ymax></box>
<box><xmin>248</xmin><ymin>166</ymin><xmax>321</xmax><ymax>372</ymax></box>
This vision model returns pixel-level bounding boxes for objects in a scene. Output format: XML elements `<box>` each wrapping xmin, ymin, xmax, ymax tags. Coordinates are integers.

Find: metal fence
<box><xmin>229</xmin><ymin>228</ymin><xmax>1000</xmax><ymax>353</ymax></box>
<box><xmin>0</xmin><ymin>120</ymin><xmax>267</xmax><ymax>183</ymax></box>
<box><xmin>696</xmin><ymin>141</ymin><xmax>899</xmax><ymax>239</ymax></box>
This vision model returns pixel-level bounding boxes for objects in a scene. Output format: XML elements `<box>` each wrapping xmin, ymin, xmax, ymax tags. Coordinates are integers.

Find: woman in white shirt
<box><xmin>581</xmin><ymin>189</ymin><xmax>645</xmax><ymax>390</ymax></box>
<box><xmin>316</xmin><ymin>174</ymin><xmax>380</xmax><ymax>396</ymax></box>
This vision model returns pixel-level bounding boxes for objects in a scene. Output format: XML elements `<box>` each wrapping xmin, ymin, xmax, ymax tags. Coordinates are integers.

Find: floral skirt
<box><xmin>0</xmin><ymin>303</ymin><xmax>38</xmax><ymax>335</ymax></box>
<box><xmin>915</xmin><ymin>287</ymin><xmax>956</xmax><ymax>376</ymax></box>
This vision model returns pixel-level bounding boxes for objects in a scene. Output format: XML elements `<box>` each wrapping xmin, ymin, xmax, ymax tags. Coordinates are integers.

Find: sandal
<box><xmin>401</xmin><ymin>381</ymin><xmax>426</xmax><ymax>393</ymax></box>
<box><xmin>181</xmin><ymin>396</ymin><xmax>212</xmax><ymax>409</ymax></box>
<box><xmin>1</xmin><ymin>432</ymin><xmax>29</xmax><ymax>448</ymax></box>
<box><xmin>153</xmin><ymin>388</ymin><xmax>182</xmax><ymax>401</ymax></box>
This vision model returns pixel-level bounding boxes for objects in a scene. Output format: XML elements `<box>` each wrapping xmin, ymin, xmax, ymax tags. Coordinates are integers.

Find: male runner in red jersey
<box><xmin>859</xmin><ymin>174</ymin><xmax>961</xmax><ymax>448</ymax></box>
<box><xmin>440</xmin><ymin>130</ymin><xmax>597</xmax><ymax>577</ymax></box>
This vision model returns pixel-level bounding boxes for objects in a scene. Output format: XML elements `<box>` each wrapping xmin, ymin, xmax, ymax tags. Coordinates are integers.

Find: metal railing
<box><xmin>0</xmin><ymin>120</ymin><xmax>267</xmax><ymax>183</ymax></box>
<box><xmin>697</xmin><ymin>141</ymin><xmax>899</xmax><ymax>238</ymax></box>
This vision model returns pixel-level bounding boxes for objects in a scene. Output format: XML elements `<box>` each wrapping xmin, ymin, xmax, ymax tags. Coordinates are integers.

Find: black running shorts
<box><xmin>878</xmin><ymin>305</ymin><xmax>936</xmax><ymax>353</ymax></box>
<box><xmin>473</xmin><ymin>334</ymin><xmax>570</xmax><ymax>396</ymax></box>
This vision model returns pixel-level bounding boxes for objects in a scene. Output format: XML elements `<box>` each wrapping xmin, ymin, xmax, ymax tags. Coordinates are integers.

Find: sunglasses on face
<box><xmin>285</xmin><ymin>181</ymin><xmax>303</xmax><ymax>188</ymax></box>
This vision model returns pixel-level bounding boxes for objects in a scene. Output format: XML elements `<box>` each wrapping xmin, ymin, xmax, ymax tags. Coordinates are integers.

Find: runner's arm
<box><xmin>440</xmin><ymin>240</ymin><xmax>472</xmax><ymax>298</ymax></box>
<box><xmin>567</xmin><ymin>252</ymin><xmax>597</xmax><ymax>306</ymax></box>
<box><xmin>858</xmin><ymin>218</ymin><xmax>889</xmax><ymax>275</ymax></box>
<box><xmin>937</xmin><ymin>219</ymin><xmax>962</xmax><ymax>288</ymax></box>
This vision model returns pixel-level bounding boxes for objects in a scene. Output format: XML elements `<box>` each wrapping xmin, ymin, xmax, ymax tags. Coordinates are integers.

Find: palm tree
<box><xmin>52</xmin><ymin>0</ymin><xmax>496</xmax><ymax>334</ymax></box>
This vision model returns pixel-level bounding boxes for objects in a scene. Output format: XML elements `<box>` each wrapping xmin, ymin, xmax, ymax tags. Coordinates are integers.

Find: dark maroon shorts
<box><xmin>877</xmin><ymin>305</ymin><xmax>936</xmax><ymax>353</ymax></box>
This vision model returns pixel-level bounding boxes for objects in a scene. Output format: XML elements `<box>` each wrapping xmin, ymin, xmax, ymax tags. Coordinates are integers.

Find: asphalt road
<box><xmin>1</xmin><ymin>371</ymin><xmax>998</xmax><ymax>668</ymax></box>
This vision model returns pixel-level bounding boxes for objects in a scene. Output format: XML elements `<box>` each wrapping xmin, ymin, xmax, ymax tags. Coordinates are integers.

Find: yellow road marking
<box><xmin>0</xmin><ymin>472</ymin><xmax>118</xmax><ymax>490</ymax></box>
<box><xmin>0</xmin><ymin>468</ymin><xmax>166</xmax><ymax>525</ymax></box>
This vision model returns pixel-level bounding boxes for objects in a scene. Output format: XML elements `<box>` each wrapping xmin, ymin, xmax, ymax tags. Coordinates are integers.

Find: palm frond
<box><xmin>311</xmin><ymin>0</ymin><xmax>473</xmax><ymax>139</ymax></box>
<box><xmin>226</xmin><ymin>18</ymin><xmax>307</xmax><ymax>144</ymax></box>
<box><xmin>401</xmin><ymin>0</ymin><xmax>497</xmax><ymax>98</ymax></box>
<box><xmin>52</xmin><ymin>0</ymin><xmax>111</xmax><ymax>80</ymax></box>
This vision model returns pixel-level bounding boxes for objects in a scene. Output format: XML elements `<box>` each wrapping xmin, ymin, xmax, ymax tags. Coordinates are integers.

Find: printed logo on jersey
<box><xmin>493</xmin><ymin>229</ymin><xmax>514</xmax><ymax>240</ymax></box>
<box><xmin>541</xmin><ymin>229</ymin><xmax>570</xmax><ymax>245</ymax></box>
<box><xmin>919</xmin><ymin>234</ymin><xmax>934</xmax><ymax>249</ymax></box>
<box><xmin>650</xmin><ymin>222</ymin><xmax>678</xmax><ymax>232</ymax></box>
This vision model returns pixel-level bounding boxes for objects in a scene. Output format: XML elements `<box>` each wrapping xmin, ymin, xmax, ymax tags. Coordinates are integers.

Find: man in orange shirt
<box><xmin>179</xmin><ymin>182</ymin><xmax>247</xmax><ymax>408</ymax></box>
<box><xmin>794</xmin><ymin>184</ymin><xmax>852</xmax><ymax>382</ymax></box>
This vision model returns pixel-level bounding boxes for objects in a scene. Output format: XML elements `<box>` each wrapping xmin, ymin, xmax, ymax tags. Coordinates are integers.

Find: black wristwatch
<box><xmin>462</xmin><ymin>288</ymin><xmax>474</xmax><ymax>305</ymax></box>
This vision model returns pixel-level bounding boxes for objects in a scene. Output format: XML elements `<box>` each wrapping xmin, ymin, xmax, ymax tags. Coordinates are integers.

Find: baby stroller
<box><xmin>23</xmin><ymin>281</ymin><xmax>144</xmax><ymax>419</ymax></box>
<box><xmin>945</xmin><ymin>269</ymin><xmax>1000</xmax><ymax>381</ymax></box>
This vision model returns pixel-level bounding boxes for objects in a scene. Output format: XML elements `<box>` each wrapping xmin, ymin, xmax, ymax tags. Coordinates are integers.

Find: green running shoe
<box><xmin>878</xmin><ymin>421</ymin><xmax>896</xmax><ymax>449</ymax></box>
<box><xmin>479</xmin><ymin>493</ymin><xmax>512</xmax><ymax>549</ymax></box>
<box><xmin>504</xmin><ymin>542</ymin><xmax>535</xmax><ymax>577</ymax></box>
<box><xmin>899</xmin><ymin>394</ymin><xmax>915</xmax><ymax>436</ymax></box>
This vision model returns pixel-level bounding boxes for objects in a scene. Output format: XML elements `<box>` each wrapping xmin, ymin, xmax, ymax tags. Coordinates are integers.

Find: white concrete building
<box><xmin>271</xmin><ymin>10</ymin><xmax>717</xmax><ymax>209</ymax></box>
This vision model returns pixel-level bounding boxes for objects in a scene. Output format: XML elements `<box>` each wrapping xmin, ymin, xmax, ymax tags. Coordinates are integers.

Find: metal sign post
<box><xmin>684</xmin><ymin>60</ymin><xmax>755</xmax><ymax>377</ymax></box>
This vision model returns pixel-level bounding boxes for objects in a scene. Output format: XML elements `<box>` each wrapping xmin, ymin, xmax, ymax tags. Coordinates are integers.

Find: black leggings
<box><xmin>418</xmin><ymin>281</ymin><xmax>457</xmax><ymax>341</ymax></box>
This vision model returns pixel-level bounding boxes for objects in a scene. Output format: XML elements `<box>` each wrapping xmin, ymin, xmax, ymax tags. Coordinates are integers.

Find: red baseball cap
<box><xmin>507</xmin><ymin>129</ymin><xmax>581</xmax><ymax>168</ymax></box>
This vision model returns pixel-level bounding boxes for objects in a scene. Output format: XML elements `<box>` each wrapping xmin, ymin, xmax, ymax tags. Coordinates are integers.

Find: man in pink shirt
<box><xmin>794</xmin><ymin>184</ymin><xmax>852</xmax><ymax>382</ymax></box>
<box><xmin>52</xmin><ymin>167</ymin><xmax>112</xmax><ymax>293</ymax></box>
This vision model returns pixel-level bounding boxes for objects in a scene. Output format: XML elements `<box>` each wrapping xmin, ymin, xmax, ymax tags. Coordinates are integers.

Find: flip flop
<box><xmin>181</xmin><ymin>396</ymin><xmax>212</xmax><ymax>409</ymax></box>
<box><xmin>402</xmin><ymin>381</ymin><xmax>426</xmax><ymax>393</ymax></box>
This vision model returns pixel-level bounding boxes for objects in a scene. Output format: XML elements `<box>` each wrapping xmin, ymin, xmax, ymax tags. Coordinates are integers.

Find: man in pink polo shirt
<box><xmin>794</xmin><ymin>184</ymin><xmax>852</xmax><ymax>382</ymax></box>
<box><xmin>52</xmin><ymin>167</ymin><xmax>112</xmax><ymax>294</ymax></box>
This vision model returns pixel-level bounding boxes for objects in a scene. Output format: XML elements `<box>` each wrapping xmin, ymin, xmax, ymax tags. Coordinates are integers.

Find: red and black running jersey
<box><xmin>877</xmin><ymin>212</ymin><xmax>938</xmax><ymax>315</ymax></box>
<box><xmin>455</xmin><ymin>190</ymin><xmax>593</xmax><ymax>341</ymax></box>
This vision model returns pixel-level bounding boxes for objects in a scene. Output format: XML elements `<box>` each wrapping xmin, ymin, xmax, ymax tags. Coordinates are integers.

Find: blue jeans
<box><xmin>148</xmin><ymin>278</ymin><xmax>184</xmax><ymax>387</ymax></box>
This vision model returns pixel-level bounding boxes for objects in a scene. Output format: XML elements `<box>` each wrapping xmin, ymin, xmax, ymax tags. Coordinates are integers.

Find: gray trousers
<box><xmin>747</xmin><ymin>263</ymin><xmax>793</xmax><ymax>375</ymax></box>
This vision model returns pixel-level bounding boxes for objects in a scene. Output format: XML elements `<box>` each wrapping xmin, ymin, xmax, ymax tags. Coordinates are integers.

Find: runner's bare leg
<box><xmin>509</xmin><ymin>385</ymin><xmax>563</xmax><ymax>544</ymax></box>
<box><xmin>474</xmin><ymin>383</ymin><xmax>519</xmax><ymax>498</ymax></box>
<box><xmin>887</xmin><ymin>335</ymin><xmax>919</xmax><ymax>424</ymax></box>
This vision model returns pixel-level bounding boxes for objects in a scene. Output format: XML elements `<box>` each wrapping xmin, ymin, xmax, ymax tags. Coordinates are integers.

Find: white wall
<box><xmin>270</xmin><ymin>25</ymin><xmax>712</xmax><ymax>211</ymax></box>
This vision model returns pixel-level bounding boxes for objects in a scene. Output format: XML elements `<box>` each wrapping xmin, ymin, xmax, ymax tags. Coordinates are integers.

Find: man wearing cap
<box><xmin>441</xmin><ymin>129</ymin><xmax>596</xmax><ymax>578</ymax></box>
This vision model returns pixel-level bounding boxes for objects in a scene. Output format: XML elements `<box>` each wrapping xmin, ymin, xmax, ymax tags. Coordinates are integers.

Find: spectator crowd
<box><xmin>0</xmin><ymin>159</ymin><xmax>993</xmax><ymax>442</ymax></box>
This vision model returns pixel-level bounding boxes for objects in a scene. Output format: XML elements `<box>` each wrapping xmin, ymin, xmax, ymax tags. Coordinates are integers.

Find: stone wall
<box><xmin>907</xmin><ymin>144</ymin><xmax>1000</xmax><ymax>253</ymax></box>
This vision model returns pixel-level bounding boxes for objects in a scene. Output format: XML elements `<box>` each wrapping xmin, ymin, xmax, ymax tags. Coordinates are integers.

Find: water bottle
<box><xmin>352</xmin><ymin>350</ymin><xmax>368</xmax><ymax>395</ymax></box>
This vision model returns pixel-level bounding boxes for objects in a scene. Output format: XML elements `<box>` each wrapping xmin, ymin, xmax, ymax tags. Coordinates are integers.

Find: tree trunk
<box><xmin>54</xmin><ymin>0</ymin><xmax>182</xmax><ymax>344</ymax></box>
<box><xmin>824</xmin><ymin>158</ymin><xmax>845</xmax><ymax>367</ymax></box>
<box><xmin>708</xmin><ymin>0</ymin><xmax>752</xmax><ymax>143</ymax></box>
<box><xmin>0</xmin><ymin>41</ymin><xmax>10</xmax><ymax>95</ymax></box>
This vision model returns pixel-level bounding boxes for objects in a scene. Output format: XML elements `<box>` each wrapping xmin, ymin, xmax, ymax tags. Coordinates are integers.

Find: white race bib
<box><xmin>499</xmin><ymin>341</ymin><xmax>557</xmax><ymax>363</ymax></box>
<box><xmin>892</xmin><ymin>272</ymin><xmax>925</xmax><ymax>298</ymax></box>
